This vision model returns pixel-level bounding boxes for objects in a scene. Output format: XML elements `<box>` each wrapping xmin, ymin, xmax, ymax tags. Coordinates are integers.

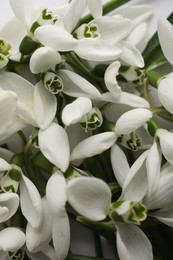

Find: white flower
<box><xmin>100</xmin><ymin>61</ymin><xmax>150</xmax><ymax>108</ymax></box>
<box><xmin>157</xmin><ymin>73</ymin><xmax>173</xmax><ymax>114</ymax></box>
<box><xmin>38</xmin><ymin>122</ymin><xmax>117</xmax><ymax>171</ymax></box>
<box><xmin>46</xmin><ymin>170</ymin><xmax>70</xmax><ymax>260</ymax></box>
<box><xmin>62</xmin><ymin>97</ymin><xmax>92</xmax><ymax>126</ymax></box>
<box><xmin>156</xmin><ymin>129</ymin><xmax>173</xmax><ymax>165</ymax></box>
<box><xmin>115</xmin><ymin>108</ymin><xmax>152</xmax><ymax>135</ymax></box>
<box><xmin>158</xmin><ymin>17</ymin><xmax>173</xmax><ymax>66</ymax></box>
<box><xmin>0</xmin><ymin>227</ymin><xmax>25</xmax><ymax>252</ymax></box>
<box><xmin>20</xmin><ymin>174</ymin><xmax>43</xmax><ymax>228</ymax></box>
<box><xmin>0</xmin><ymin>72</ymin><xmax>57</xmax><ymax>132</ymax></box>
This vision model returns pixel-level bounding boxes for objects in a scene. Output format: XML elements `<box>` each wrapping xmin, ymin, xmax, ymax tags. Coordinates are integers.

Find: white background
<box><xmin>1</xmin><ymin>0</ymin><xmax>173</xmax><ymax>259</ymax></box>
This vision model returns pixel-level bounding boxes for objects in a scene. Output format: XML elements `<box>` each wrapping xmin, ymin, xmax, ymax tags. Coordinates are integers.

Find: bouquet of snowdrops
<box><xmin>0</xmin><ymin>0</ymin><xmax>173</xmax><ymax>259</ymax></box>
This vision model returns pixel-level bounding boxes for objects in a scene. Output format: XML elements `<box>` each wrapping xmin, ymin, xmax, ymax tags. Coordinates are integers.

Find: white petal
<box><xmin>20</xmin><ymin>175</ymin><xmax>43</xmax><ymax>228</ymax></box>
<box><xmin>115</xmin><ymin>108</ymin><xmax>152</xmax><ymax>135</ymax></box>
<box><xmin>117</xmin><ymin>92</ymin><xmax>150</xmax><ymax>108</ymax></box>
<box><xmin>30</xmin><ymin>47</ymin><xmax>61</xmax><ymax>74</ymax></box>
<box><xmin>26</xmin><ymin>198</ymin><xmax>52</xmax><ymax>252</ymax></box>
<box><xmin>0</xmin><ymin>90</ymin><xmax>17</xmax><ymax>134</ymax></box>
<box><xmin>157</xmin><ymin>129</ymin><xmax>173</xmax><ymax>165</ymax></box>
<box><xmin>100</xmin><ymin>92</ymin><xmax>150</xmax><ymax>108</ymax></box>
<box><xmin>59</xmin><ymin>69</ymin><xmax>101</xmax><ymax>99</ymax></box>
<box><xmin>0</xmin><ymin>117</ymin><xmax>27</xmax><ymax>143</ymax></box>
<box><xmin>116</xmin><ymin>223</ymin><xmax>153</xmax><ymax>260</ymax></box>
<box><xmin>63</xmin><ymin>0</ymin><xmax>86</xmax><ymax>32</ymax></box>
<box><xmin>113</xmin><ymin>5</ymin><xmax>153</xmax><ymax>27</ymax></box>
<box><xmin>158</xmin><ymin>17</ymin><xmax>173</xmax><ymax>65</ymax></box>
<box><xmin>111</xmin><ymin>144</ymin><xmax>129</xmax><ymax>187</ymax></box>
<box><xmin>34</xmin><ymin>82</ymin><xmax>57</xmax><ymax>129</ymax></box>
<box><xmin>87</xmin><ymin>0</ymin><xmax>102</xmax><ymax>18</ymax></box>
<box><xmin>127</xmin><ymin>22</ymin><xmax>148</xmax><ymax>52</ymax></box>
<box><xmin>62</xmin><ymin>97</ymin><xmax>92</xmax><ymax>126</ymax></box>
<box><xmin>104</xmin><ymin>61</ymin><xmax>121</xmax><ymax>97</ymax></box>
<box><xmin>38</xmin><ymin>123</ymin><xmax>70</xmax><ymax>172</ymax></box>
<box><xmin>0</xmin><ymin>158</ymin><xmax>12</xmax><ymax>172</ymax></box>
<box><xmin>146</xmin><ymin>142</ymin><xmax>161</xmax><ymax>197</ymax></box>
<box><xmin>35</xmin><ymin>25</ymin><xmax>78</xmax><ymax>51</ymax></box>
<box><xmin>0</xmin><ymin>17</ymin><xmax>26</xmax><ymax>55</ymax></box>
<box><xmin>52</xmin><ymin>214</ymin><xmax>70</xmax><ymax>260</ymax></box>
<box><xmin>117</xmin><ymin>40</ymin><xmax>144</xmax><ymax>68</ymax></box>
<box><xmin>147</xmin><ymin>165</ymin><xmax>173</xmax><ymax>210</ymax></box>
<box><xmin>0</xmin><ymin>72</ymin><xmax>36</xmax><ymax>126</ymax></box>
<box><xmin>67</xmin><ymin>177</ymin><xmax>111</xmax><ymax>220</ymax></box>
<box><xmin>70</xmin><ymin>132</ymin><xmax>117</xmax><ymax>164</ymax></box>
<box><xmin>0</xmin><ymin>193</ymin><xmax>19</xmax><ymax>222</ymax></box>
<box><xmin>0</xmin><ymin>227</ymin><xmax>25</xmax><ymax>252</ymax></box>
<box><xmin>46</xmin><ymin>170</ymin><xmax>67</xmax><ymax>217</ymax></box>
<box><xmin>93</xmin><ymin>16</ymin><xmax>132</xmax><ymax>43</ymax></box>
<box><xmin>158</xmin><ymin>76</ymin><xmax>173</xmax><ymax>114</ymax></box>
<box><xmin>122</xmin><ymin>150</ymin><xmax>149</xmax><ymax>201</ymax></box>
<box><xmin>151</xmin><ymin>208</ymin><xmax>173</xmax><ymax>227</ymax></box>
<box><xmin>9</xmin><ymin>0</ymin><xmax>32</xmax><ymax>27</ymax></box>
<box><xmin>75</xmin><ymin>38</ymin><xmax>122</xmax><ymax>61</ymax></box>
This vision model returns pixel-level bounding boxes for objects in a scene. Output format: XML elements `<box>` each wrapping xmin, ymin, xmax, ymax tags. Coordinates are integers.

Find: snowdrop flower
<box><xmin>112</xmin><ymin>108</ymin><xmax>152</xmax><ymax>150</ymax></box>
<box><xmin>34</xmin><ymin>0</ymin><xmax>127</xmax><ymax>62</ymax></box>
<box><xmin>62</xmin><ymin>97</ymin><xmax>103</xmax><ymax>131</ymax></box>
<box><xmin>0</xmin><ymin>38</ymin><xmax>12</xmax><ymax>69</ymax></box>
<box><xmin>157</xmin><ymin>18</ymin><xmax>173</xmax><ymax>114</ymax></box>
<box><xmin>0</xmin><ymin>88</ymin><xmax>24</xmax><ymax>143</ymax></box>
<box><xmin>113</xmin><ymin>5</ymin><xmax>153</xmax><ymax>52</ymax></box>
<box><xmin>45</xmin><ymin>169</ymin><xmax>70</xmax><ymax>260</ymax></box>
<box><xmin>0</xmin><ymin>227</ymin><xmax>25</xmax><ymax>256</ymax></box>
<box><xmin>38</xmin><ymin>122</ymin><xmax>117</xmax><ymax>171</ymax></box>
<box><xmin>101</xmin><ymin>61</ymin><xmax>150</xmax><ymax>108</ymax></box>
<box><xmin>66</xmin><ymin>141</ymin><xmax>173</xmax><ymax>259</ymax></box>
<box><xmin>25</xmin><ymin>197</ymin><xmax>53</xmax><ymax>255</ymax></box>
<box><xmin>0</xmin><ymin>71</ymin><xmax>57</xmax><ymax>132</ymax></box>
<box><xmin>66</xmin><ymin>155</ymin><xmax>153</xmax><ymax>259</ymax></box>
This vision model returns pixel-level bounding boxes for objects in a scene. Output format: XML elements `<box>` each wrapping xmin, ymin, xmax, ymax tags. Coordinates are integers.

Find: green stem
<box><xmin>94</xmin><ymin>233</ymin><xmax>103</xmax><ymax>258</ymax></box>
<box><xmin>65</xmin><ymin>52</ymin><xmax>106</xmax><ymax>91</ymax></box>
<box><xmin>80</xmin><ymin>0</ymin><xmax>132</xmax><ymax>24</ymax></box>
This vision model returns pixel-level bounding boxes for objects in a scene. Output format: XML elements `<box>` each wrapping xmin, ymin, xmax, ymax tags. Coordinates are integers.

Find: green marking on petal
<box><xmin>118</xmin><ymin>132</ymin><xmax>142</xmax><ymax>151</ymax></box>
<box><xmin>109</xmin><ymin>200</ymin><xmax>147</xmax><ymax>224</ymax></box>
<box><xmin>43</xmin><ymin>72</ymin><xmax>64</xmax><ymax>94</ymax></box>
<box><xmin>73</xmin><ymin>23</ymin><xmax>100</xmax><ymax>40</ymax></box>
<box><xmin>80</xmin><ymin>107</ymin><xmax>103</xmax><ymax>132</ymax></box>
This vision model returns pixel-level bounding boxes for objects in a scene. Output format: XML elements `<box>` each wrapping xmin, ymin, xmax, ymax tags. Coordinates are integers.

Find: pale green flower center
<box><xmin>0</xmin><ymin>165</ymin><xmax>22</xmax><ymax>193</ymax></box>
<box><xmin>30</xmin><ymin>8</ymin><xmax>59</xmax><ymax>34</ymax></box>
<box><xmin>118</xmin><ymin>132</ymin><xmax>142</xmax><ymax>151</ymax></box>
<box><xmin>80</xmin><ymin>107</ymin><xmax>103</xmax><ymax>132</ymax></box>
<box><xmin>109</xmin><ymin>200</ymin><xmax>147</xmax><ymax>225</ymax></box>
<box><xmin>43</xmin><ymin>72</ymin><xmax>64</xmax><ymax>94</ymax></box>
<box><xmin>0</xmin><ymin>38</ymin><xmax>12</xmax><ymax>56</ymax></box>
<box><xmin>73</xmin><ymin>23</ymin><xmax>100</xmax><ymax>39</ymax></box>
